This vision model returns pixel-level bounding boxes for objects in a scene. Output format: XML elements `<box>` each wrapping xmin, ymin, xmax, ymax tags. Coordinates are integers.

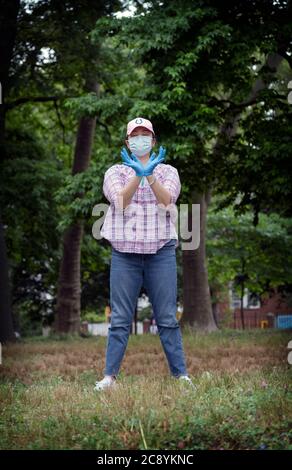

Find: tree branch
<box><xmin>5</xmin><ymin>95</ymin><xmax>74</xmax><ymax>110</ymax></box>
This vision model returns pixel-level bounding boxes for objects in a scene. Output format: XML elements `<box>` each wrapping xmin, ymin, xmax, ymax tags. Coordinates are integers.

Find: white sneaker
<box><xmin>94</xmin><ymin>375</ymin><xmax>117</xmax><ymax>391</ymax></box>
<box><xmin>177</xmin><ymin>375</ymin><xmax>196</xmax><ymax>389</ymax></box>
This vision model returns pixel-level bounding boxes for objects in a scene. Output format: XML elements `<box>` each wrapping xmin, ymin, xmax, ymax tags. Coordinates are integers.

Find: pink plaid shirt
<box><xmin>100</xmin><ymin>163</ymin><xmax>181</xmax><ymax>253</ymax></box>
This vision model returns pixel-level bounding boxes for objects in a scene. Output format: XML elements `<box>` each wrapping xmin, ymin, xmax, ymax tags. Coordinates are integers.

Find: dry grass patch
<box><xmin>0</xmin><ymin>329</ymin><xmax>291</xmax><ymax>450</ymax></box>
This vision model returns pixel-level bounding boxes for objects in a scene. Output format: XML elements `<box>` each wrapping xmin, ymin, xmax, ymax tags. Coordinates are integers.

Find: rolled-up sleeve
<box><xmin>103</xmin><ymin>166</ymin><xmax>124</xmax><ymax>208</ymax></box>
<box><xmin>163</xmin><ymin>165</ymin><xmax>181</xmax><ymax>205</ymax></box>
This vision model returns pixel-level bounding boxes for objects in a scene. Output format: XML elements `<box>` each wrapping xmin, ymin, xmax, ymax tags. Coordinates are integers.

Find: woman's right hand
<box><xmin>120</xmin><ymin>147</ymin><xmax>145</xmax><ymax>177</ymax></box>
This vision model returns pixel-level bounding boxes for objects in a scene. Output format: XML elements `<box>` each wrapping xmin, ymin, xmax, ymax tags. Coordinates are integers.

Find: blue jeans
<box><xmin>103</xmin><ymin>239</ymin><xmax>188</xmax><ymax>378</ymax></box>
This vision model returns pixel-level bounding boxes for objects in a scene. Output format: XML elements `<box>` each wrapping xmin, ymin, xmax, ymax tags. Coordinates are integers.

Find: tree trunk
<box><xmin>0</xmin><ymin>213</ymin><xmax>15</xmax><ymax>343</ymax></box>
<box><xmin>240</xmin><ymin>281</ymin><xmax>245</xmax><ymax>330</ymax></box>
<box><xmin>0</xmin><ymin>0</ymin><xmax>20</xmax><ymax>343</ymax></box>
<box><xmin>54</xmin><ymin>79</ymin><xmax>99</xmax><ymax>334</ymax></box>
<box><xmin>181</xmin><ymin>191</ymin><xmax>218</xmax><ymax>332</ymax></box>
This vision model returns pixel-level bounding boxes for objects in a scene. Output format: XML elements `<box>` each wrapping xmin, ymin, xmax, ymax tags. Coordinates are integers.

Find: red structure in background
<box><xmin>141</xmin><ymin>288</ymin><xmax>292</xmax><ymax>332</ymax></box>
<box><xmin>215</xmin><ymin>290</ymin><xmax>292</xmax><ymax>329</ymax></box>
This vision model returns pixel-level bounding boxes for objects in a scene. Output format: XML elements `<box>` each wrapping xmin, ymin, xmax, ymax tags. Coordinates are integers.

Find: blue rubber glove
<box><xmin>120</xmin><ymin>147</ymin><xmax>145</xmax><ymax>177</ymax></box>
<box><xmin>143</xmin><ymin>146</ymin><xmax>166</xmax><ymax>176</ymax></box>
<box><xmin>120</xmin><ymin>146</ymin><xmax>166</xmax><ymax>184</ymax></box>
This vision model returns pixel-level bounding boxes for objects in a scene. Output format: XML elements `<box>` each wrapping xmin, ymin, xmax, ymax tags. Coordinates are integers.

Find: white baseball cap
<box><xmin>126</xmin><ymin>117</ymin><xmax>155</xmax><ymax>136</ymax></box>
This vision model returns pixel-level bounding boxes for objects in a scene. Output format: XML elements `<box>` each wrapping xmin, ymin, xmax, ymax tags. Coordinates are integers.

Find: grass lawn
<box><xmin>0</xmin><ymin>328</ymin><xmax>291</xmax><ymax>450</ymax></box>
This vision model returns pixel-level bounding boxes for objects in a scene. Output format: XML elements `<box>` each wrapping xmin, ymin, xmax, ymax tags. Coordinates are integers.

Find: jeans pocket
<box><xmin>164</xmin><ymin>239</ymin><xmax>176</xmax><ymax>247</ymax></box>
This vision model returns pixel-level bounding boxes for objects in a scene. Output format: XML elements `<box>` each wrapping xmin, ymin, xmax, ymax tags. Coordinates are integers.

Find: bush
<box><xmin>137</xmin><ymin>305</ymin><xmax>153</xmax><ymax>322</ymax></box>
<box><xmin>81</xmin><ymin>310</ymin><xmax>105</xmax><ymax>323</ymax></box>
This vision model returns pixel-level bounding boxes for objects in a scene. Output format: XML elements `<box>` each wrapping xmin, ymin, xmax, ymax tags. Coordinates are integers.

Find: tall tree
<box><xmin>51</xmin><ymin>1</ymin><xmax>121</xmax><ymax>334</ymax></box>
<box><xmin>55</xmin><ymin>78</ymin><xmax>99</xmax><ymax>333</ymax></box>
<box><xmin>182</xmin><ymin>189</ymin><xmax>216</xmax><ymax>331</ymax></box>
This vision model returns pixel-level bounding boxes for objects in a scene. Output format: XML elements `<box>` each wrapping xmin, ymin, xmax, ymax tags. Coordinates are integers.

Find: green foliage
<box><xmin>3</xmin><ymin>0</ymin><xmax>292</xmax><ymax>338</ymax></box>
<box><xmin>207</xmin><ymin>201</ymin><xmax>292</xmax><ymax>296</ymax></box>
<box><xmin>92</xmin><ymin>0</ymin><xmax>292</xmax><ymax>215</ymax></box>
<box><xmin>53</xmin><ymin>161</ymin><xmax>104</xmax><ymax>232</ymax></box>
<box><xmin>16</xmin><ymin>300</ymin><xmax>47</xmax><ymax>337</ymax></box>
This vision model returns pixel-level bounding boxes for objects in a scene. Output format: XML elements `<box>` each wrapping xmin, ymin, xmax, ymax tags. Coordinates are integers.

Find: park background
<box><xmin>0</xmin><ymin>0</ymin><xmax>292</xmax><ymax>450</ymax></box>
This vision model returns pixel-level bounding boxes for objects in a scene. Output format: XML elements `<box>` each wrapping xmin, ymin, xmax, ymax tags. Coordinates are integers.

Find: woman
<box><xmin>95</xmin><ymin>117</ymin><xmax>194</xmax><ymax>390</ymax></box>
